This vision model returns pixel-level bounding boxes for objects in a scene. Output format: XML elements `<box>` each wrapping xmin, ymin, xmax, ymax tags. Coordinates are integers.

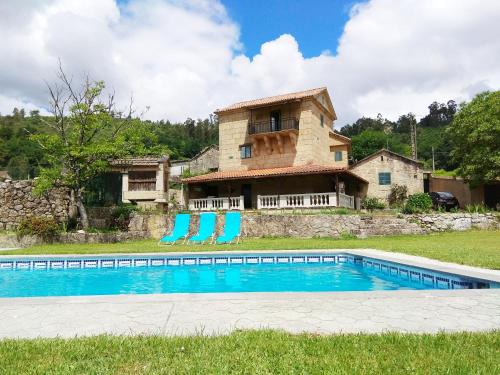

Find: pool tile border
<box><xmin>1</xmin><ymin>251</ymin><xmax>498</xmax><ymax>291</ymax></box>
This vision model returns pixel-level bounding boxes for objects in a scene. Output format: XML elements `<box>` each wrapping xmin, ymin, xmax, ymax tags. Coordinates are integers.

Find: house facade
<box><xmin>349</xmin><ymin>149</ymin><xmax>424</xmax><ymax>201</ymax></box>
<box><xmin>183</xmin><ymin>88</ymin><xmax>368</xmax><ymax>210</ymax></box>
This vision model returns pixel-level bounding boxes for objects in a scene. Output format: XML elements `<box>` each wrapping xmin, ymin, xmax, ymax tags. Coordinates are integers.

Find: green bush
<box><xmin>111</xmin><ymin>204</ymin><xmax>138</xmax><ymax>231</ymax></box>
<box><xmin>361</xmin><ymin>197</ymin><xmax>386</xmax><ymax>211</ymax></box>
<box><xmin>17</xmin><ymin>216</ymin><xmax>60</xmax><ymax>241</ymax></box>
<box><xmin>403</xmin><ymin>193</ymin><xmax>433</xmax><ymax>214</ymax></box>
<box><xmin>388</xmin><ymin>184</ymin><xmax>408</xmax><ymax>207</ymax></box>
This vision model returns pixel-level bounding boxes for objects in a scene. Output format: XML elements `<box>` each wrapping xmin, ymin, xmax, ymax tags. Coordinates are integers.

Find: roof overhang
<box><xmin>182</xmin><ymin>164</ymin><xmax>368</xmax><ymax>184</ymax></box>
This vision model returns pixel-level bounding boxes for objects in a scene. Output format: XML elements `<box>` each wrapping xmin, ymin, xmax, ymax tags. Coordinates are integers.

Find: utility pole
<box><xmin>432</xmin><ymin>146</ymin><xmax>435</xmax><ymax>171</ymax></box>
<box><xmin>410</xmin><ymin>114</ymin><xmax>417</xmax><ymax>160</ymax></box>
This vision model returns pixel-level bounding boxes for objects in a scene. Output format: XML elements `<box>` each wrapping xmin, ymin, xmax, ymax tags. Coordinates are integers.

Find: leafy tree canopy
<box><xmin>447</xmin><ymin>91</ymin><xmax>500</xmax><ymax>186</ymax></box>
<box><xmin>350</xmin><ymin>130</ymin><xmax>409</xmax><ymax>161</ymax></box>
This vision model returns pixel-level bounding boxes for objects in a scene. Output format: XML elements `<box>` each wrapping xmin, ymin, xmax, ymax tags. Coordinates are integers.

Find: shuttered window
<box><xmin>378</xmin><ymin>172</ymin><xmax>391</xmax><ymax>185</ymax></box>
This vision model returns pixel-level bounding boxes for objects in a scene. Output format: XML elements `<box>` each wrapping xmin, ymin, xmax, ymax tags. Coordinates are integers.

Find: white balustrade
<box><xmin>228</xmin><ymin>196</ymin><xmax>244</xmax><ymax>210</ymax></box>
<box><xmin>189</xmin><ymin>193</ymin><xmax>355</xmax><ymax>210</ymax></box>
<box><xmin>257</xmin><ymin>195</ymin><xmax>280</xmax><ymax>209</ymax></box>
<box><xmin>257</xmin><ymin>192</ymin><xmax>355</xmax><ymax>210</ymax></box>
<box><xmin>189</xmin><ymin>196</ymin><xmax>244</xmax><ymax>211</ymax></box>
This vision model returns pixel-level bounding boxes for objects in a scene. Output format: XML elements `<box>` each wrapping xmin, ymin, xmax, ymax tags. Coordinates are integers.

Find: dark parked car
<box><xmin>430</xmin><ymin>192</ymin><xmax>459</xmax><ymax>211</ymax></box>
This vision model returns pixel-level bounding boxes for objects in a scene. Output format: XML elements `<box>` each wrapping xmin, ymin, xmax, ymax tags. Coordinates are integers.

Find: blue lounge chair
<box><xmin>215</xmin><ymin>212</ymin><xmax>241</xmax><ymax>244</ymax></box>
<box><xmin>158</xmin><ymin>213</ymin><xmax>190</xmax><ymax>245</ymax></box>
<box><xmin>187</xmin><ymin>212</ymin><xmax>217</xmax><ymax>244</ymax></box>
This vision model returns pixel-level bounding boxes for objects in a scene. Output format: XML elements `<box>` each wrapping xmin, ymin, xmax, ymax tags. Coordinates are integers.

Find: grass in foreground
<box><xmin>0</xmin><ymin>330</ymin><xmax>498</xmax><ymax>374</ymax></box>
<box><xmin>2</xmin><ymin>229</ymin><xmax>499</xmax><ymax>269</ymax></box>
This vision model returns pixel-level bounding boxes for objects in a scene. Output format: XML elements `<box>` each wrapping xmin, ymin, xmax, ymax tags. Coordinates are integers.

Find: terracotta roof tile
<box><xmin>182</xmin><ymin>164</ymin><xmax>363</xmax><ymax>183</ymax></box>
<box><xmin>215</xmin><ymin>87</ymin><xmax>327</xmax><ymax>113</ymax></box>
<box><xmin>111</xmin><ymin>156</ymin><xmax>169</xmax><ymax>167</ymax></box>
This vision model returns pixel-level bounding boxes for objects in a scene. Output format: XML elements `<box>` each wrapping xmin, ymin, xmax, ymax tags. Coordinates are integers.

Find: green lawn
<box><xmin>0</xmin><ymin>330</ymin><xmax>498</xmax><ymax>374</ymax></box>
<box><xmin>2</xmin><ymin>229</ymin><xmax>499</xmax><ymax>269</ymax></box>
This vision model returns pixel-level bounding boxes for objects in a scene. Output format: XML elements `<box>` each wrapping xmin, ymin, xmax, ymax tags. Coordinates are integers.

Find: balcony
<box><xmin>248</xmin><ymin>117</ymin><xmax>299</xmax><ymax>135</ymax></box>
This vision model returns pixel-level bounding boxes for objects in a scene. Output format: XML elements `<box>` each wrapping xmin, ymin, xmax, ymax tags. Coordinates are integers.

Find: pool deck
<box><xmin>0</xmin><ymin>249</ymin><xmax>499</xmax><ymax>339</ymax></box>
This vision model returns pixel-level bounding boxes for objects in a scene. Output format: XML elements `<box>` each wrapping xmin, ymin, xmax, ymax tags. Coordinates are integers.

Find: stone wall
<box><xmin>87</xmin><ymin>207</ymin><xmax>115</xmax><ymax>229</ymax></box>
<box><xmin>0</xmin><ymin>231</ymin><xmax>148</xmax><ymax>248</ymax></box>
<box><xmin>0</xmin><ymin>180</ymin><xmax>72</xmax><ymax>230</ymax></box>
<box><xmin>128</xmin><ymin>212</ymin><xmax>499</xmax><ymax>239</ymax></box>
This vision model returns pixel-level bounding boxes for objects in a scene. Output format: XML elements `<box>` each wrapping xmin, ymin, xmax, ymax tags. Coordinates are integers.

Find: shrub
<box><xmin>403</xmin><ymin>193</ymin><xmax>433</xmax><ymax>214</ymax></box>
<box><xmin>465</xmin><ymin>204</ymin><xmax>490</xmax><ymax>214</ymax></box>
<box><xmin>111</xmin><ymin>204</ymin><xmax>139</xmax><ymax>231</ymax></box>
<box><xmin>388</xmin><ymin>184</ymin><xmax>408</xmax><ymax>207</ymax></box>
<box><xmin>17</xmin><ymin>216</ymin><xmax>60</xmax><ymax>241</ymax></box>
<box><xmin>361</xmin><ymin>197</ymin><xmax>386</xmax><ymax>211</ymax></box>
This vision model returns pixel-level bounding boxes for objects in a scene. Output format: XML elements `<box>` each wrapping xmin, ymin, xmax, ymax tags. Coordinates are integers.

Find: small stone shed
<box><xmin>350</xmin><ymin>149</ymin><xmax>424</xmax><ymax>201</ymax></box>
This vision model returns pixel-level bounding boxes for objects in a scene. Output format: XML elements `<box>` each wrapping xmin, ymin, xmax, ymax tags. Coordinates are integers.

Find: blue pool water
<box><xmin>0</xmin><ymin>260</ymin><xmax>429</xmax><ymax>298</ymax></box>
<box><xmin>0</xmin><ymin>253</ymin><xmax>493</xmax><ymax>298</ymax></box>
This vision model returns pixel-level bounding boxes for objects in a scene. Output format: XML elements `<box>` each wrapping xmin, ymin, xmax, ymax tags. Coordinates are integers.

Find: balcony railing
<box><xmin>248</xmin><ymin>117</ymin><xmax>299</xmax><ymax>135</ymax></box>
<box><xmin>257</xmin><ymin>192</ymin><xmax>355</xmax><ymax>210</ymax></box>
<box><xmin>189</xmin><ymin>196</ymin><xmax>244</xmax><ymax>211</ymax></box>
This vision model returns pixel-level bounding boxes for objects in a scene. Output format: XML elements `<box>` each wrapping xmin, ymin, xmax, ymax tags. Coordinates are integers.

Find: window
<box><xmin>378</xmin><ymin>172</ymin><xmax>391</xmax><ymax>185</ymax></box>
<box><xmin>240</xmin><ymin>144</ymin><xmax>251</xmax><ymax>159</ymax></box>
<box><xmin>320</xmin><ymin>114</ymin><xmax>324</xmax><ymax>127</ymax></box>
<box><xmin>335</xmin><ymin>151</ymin><xmax>343</xmax><ymax>161</ymax></box>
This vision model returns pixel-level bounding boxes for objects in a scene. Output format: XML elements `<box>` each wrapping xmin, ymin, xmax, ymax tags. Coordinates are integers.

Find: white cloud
<box><xmin>0</xmin><ymin>0</ymin><xmax>499</xmax><ymax>125</ymax></box>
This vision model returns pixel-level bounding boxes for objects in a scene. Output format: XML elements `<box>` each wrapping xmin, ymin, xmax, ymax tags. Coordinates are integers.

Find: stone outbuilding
<box><xmin>111</xmin><ymin>156</ymin><xmax>170</xmax><ymax>210</ymax></box>
<box><xmin>349</xmin><ymin>149</ymin><xmax>424</xmax><ymax>202</ymax></box>
<box><xmin>170</xmin><ymin>145</ymin><xmax>219</xmax><ymax>181</ymax></box>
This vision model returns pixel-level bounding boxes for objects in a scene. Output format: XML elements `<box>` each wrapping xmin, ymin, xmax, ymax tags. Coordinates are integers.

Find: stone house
<box><xmin>111</xmin><ymin>156</ymin><xmax>170</xmax><ymax>210</ymax></box>
<box><xmin>170</xmin><ymin>145</ymin><xmax>219</xmax><ymax>181</ymax></box>
<box><xmin>182</xmin><ymin>88</ymin><xmax>368</xmax><ymax>210</ymax></box>
<box><xmin>349</xmin><ymin>149</ymin><xmax>424</xmax><ymax>202</ymax></box>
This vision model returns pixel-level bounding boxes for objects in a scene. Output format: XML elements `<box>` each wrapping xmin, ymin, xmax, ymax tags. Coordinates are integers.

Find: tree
<box><xmin>339</xmin><ymin>114</ymin><xmax>390</xmax><ymax>137</ymax></box>
<box><xmin>447</xmin><ymin>91</ymin><xmax>500</xmax><ymax>186</ymax></box>
<box><xmin>420</xmin><ymin>100</ymin><xmax>456</xmax><ymax>128</ymax></box>
<box><xmin>350</xmin><ymin>130</ymin><xmax>410</xmax><ymax>161</ymax></box>
<box><xmin>6</xmin><ymin>155</ymin><xmax>29</xmax><ymax>180</ymax></box>
<box><xmin>32</xmin><ymin>64</ymin><xmax>167</xmax><ymax>228</ymax></box>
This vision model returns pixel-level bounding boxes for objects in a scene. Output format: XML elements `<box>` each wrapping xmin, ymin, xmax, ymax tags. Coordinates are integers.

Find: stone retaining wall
<box><xmin>87</xmin><ymin>207</ymin><xmax>115</xmax><ymax>229</ymax></box>
<box><xmin>0</xmin><ymin>180</ymin><xmax>72</xmax><ymax>230</ymax></box>
<box><xmin>0</xmin><ymin>231</ymin><xmax>148</xmax><ymax>248</ymax></box>
<box><xmin>128</xmin><ymin>212</ymin><xmax>499</xmax><ymax>239</ymax></box>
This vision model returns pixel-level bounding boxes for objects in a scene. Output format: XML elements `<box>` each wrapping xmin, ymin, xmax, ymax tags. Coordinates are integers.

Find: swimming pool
<box><xmin>0</xmin><ymin>252</ymin><xmax>497</xmax><ymax>298</ymax></box>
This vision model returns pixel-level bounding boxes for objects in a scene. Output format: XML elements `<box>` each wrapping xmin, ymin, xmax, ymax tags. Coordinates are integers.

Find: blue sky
<box><xmin>223</xmin><ymin>0</ymin><xmax>357</xmax><ymax>57</ymax></box>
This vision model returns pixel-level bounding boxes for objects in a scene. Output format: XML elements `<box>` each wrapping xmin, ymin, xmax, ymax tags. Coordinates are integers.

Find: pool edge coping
<box><xmin>0</xmin><ymin>248</ymin><xmax>499</xmax><ymax>284</ymax></box>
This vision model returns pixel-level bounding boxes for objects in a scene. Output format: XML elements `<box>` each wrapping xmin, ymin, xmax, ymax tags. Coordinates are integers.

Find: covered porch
<box><xmin>182</xmin><ymin>165</ymin><xmax>367</xmax><ymax>211</ymax></box>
